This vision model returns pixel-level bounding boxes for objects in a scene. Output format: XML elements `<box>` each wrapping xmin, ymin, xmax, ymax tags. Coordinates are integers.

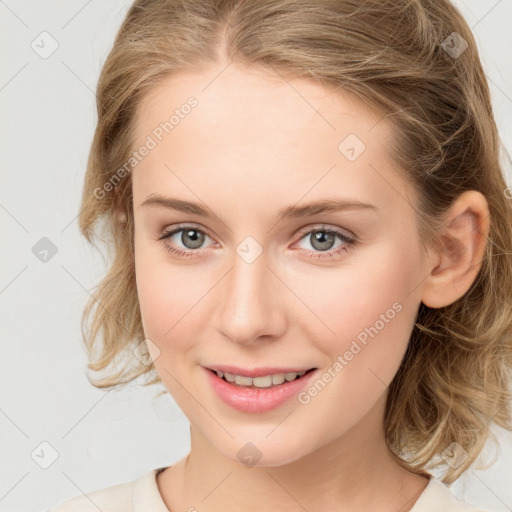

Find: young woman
<box><xmin>49</xmin><ymin>1</ymin><xmax>512</xmax><ymax>510</ymax></box>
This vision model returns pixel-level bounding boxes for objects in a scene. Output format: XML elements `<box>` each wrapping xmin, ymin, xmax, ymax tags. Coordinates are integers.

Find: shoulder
<box><xmin>47</xmin><ymin>468</ymin><xmax>165</xmax><ymax>512</ymax></box>
<box><xmin>411</xmin><ymin>476</ymin><xmax>497</xmax><ymax>512</ymax></box>
<box><xmin>48</xmin><ymin>478</ymin><xmax>134</xmax><ymax>512</ymax></box>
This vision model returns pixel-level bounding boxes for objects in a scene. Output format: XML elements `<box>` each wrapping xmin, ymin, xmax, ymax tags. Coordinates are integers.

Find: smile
<box><xmin>215</xmin><ymin>369</ymin><xmax>314</xmax><ymax>388</ymax></box>
<box><xmin>204</xmin><ymin>366</ymin><xmax>318</xmax><ymax>413</ymax></box>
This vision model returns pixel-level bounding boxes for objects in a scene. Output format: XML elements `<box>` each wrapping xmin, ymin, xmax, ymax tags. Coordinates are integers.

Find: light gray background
<box><xmin>1</xmin><ymin>1</ymin><xmax>511</xmax><ymax>511</ymax></box>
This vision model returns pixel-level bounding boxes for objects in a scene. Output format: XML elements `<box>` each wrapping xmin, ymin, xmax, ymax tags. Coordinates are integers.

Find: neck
<box><xmin>157</xmin><ymin>399</ymin><xmax>429</xmax><ymax>512</ymax></box>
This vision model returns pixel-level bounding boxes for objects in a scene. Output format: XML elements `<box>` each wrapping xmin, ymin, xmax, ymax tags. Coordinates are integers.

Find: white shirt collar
<box><xmin>134</xmin><ymin>468</ymin><xmax>485</xmax><ymax>512</ymax></box>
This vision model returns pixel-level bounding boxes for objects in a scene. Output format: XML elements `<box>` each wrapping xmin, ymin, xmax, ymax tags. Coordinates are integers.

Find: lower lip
<box><xmin>204</xmin><ymin>367</ymin><xmax>318</xmax><ymax>413</ymax></box>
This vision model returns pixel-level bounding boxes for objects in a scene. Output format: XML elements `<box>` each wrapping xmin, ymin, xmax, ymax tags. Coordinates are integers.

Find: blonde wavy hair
<box><xmin>79</xmin><ymin>0</ymin><xmax>512</xmax><ymax>484</ymax></box>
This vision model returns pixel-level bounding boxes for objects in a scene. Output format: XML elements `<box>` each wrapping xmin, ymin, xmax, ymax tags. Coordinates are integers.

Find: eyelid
<box><xmin>159</xmin><ymin>222</ymin><xmax>357</xmax><ymax>263</ymax></box>
<box><xmin>159</xmin><ymin>222</ymin><xmax>355</xmax><ymax>244</ymax></box>
<box><xmin>159</xmin><ymin>222</ymin><xmax>216</xmax><ymax>242</ymax></box>
<box><xmin>293</xmin><ymin>223</ymin><xmax>356</xmax><ymax>242</ymax></box>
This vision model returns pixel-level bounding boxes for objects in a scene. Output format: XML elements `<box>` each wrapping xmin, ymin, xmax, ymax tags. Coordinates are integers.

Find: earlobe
<box><xmin>112</xmin><ymin>187</ymin><xmax>128</xmax><ymax>226</ymax></box>
<box><xmin>421</xmin><ymin>190</ymin><xmax>490</xmax><ymax>309</ymax></box>
<box><xmin>115</xmin><ymin>208</ymin><xmax>127</xmax><ymax>225</ymax></box>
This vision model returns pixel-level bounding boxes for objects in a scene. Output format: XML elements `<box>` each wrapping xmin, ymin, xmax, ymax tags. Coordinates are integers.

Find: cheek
<box><xmin>134</xmin><ymin>246</ymin><xmax>167</xmax><ymax>335</ymax></box>
<box><xmin>134</xmin><ymin>240</ymin><xmax>183</xmax><ymax>342</ymax></box>
<box><xmin>134</xmin><ymin>240</ymin><xmax>212</xmax><ymax>359</ymax></box>
<box><xmin>296</xmin><ymin>241</ymin><xmax>420</xmax><ymax>375</ymax></box>
<box><xmin>292</xmin><ymin>247</ymin><xmax>420</xmax><ymax>436</ymax></box>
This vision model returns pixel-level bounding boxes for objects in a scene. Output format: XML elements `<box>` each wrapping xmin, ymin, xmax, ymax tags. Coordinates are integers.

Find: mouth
<box><xmin>206</xmin><ymin>367</ymin><xmax>317</xmax><ymax>389</ymax></box>
<box><xmin>204</xmin><ymin>365</ymin><xmax>319</xmax><ymax>413</ymax></box>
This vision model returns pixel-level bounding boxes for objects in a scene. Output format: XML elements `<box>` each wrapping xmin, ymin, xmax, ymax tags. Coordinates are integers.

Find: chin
<box><xmin>218</xmin><ymin>435</ymin><xmax>313</xmax><ymax>469</ymax></box>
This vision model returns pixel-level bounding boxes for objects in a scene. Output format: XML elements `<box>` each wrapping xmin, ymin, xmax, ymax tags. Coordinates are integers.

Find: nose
<box><xmin>216</xmin><ymin>247</ymin><xmax>287</xmax><ymax>346</ymax></box>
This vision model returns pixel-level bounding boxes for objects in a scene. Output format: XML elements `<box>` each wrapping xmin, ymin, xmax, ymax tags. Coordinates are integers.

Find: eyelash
<box><xmin>157</xmin><ymin>223</ymin><xmax>357</xmax><ymax>260</ymax></box>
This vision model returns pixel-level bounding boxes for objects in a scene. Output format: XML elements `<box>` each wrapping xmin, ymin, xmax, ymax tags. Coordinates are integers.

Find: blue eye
<box><xmin>158</xmin><ymin>224</ymin><xmax>356</xmax><ymax>260</ymax></box>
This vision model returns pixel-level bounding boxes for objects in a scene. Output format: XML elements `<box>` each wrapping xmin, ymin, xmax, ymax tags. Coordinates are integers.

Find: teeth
<box><xmin>216</xmin><ymin>370</ymin><xmax>308</xmax><ymax>388</ymax></box>
<box><xmin>235</xmin><ymin>375</ymin><xmax>253</xmax><ymax>386</ymax></box>
<box><xmin>252</xmin><ymin>375</ymin><xmax>273</xmax><ymax>387</ymax></box>
<box><xmin>272</xmin><ymin>374</ymin><xmax>285</xmax><ymax>385</ymax></box>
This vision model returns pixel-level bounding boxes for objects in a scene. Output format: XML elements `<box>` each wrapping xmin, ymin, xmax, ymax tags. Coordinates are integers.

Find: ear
<box><xmin>112</xmin><ymin>186</ymin><xmax>127</xmax><ymax>226</ymax></box>
<box><xmin>115</xmin><ymin>208</ymin><xmax>127</xmax><ymax>225</ymax></box>
<box><xmin>421</xmin><ymin>190</ymin><xmax>490</xmax><ymax>309</ymax></box>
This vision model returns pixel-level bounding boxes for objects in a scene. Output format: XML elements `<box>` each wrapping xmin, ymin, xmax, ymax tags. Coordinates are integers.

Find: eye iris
<box><xmin>182</xmin><ymin>229</ymin><xmax>204</xmax><ymax>249</ymax></box>
<box><xmin>172</xmin><ymin>228</ymin><xmax>342</xmax><ymax>253</ymax></box>
<box><xmin>311</xmin><ymin>231</ymin><xmax>335</xmax><ymax>251</ymax></box>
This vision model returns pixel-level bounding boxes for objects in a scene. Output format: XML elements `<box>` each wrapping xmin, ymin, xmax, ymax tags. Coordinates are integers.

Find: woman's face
<box><xmin>131</xmin><ymin>63</ymin><xmax>430</xmax><ymax>466</ymax></box>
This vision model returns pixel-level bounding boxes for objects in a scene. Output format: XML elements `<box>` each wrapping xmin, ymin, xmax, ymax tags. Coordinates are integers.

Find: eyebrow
<box><xmin>140</xmin><ymin>194</ymin><xmax>378</xmax><ymax>221</ymax></box>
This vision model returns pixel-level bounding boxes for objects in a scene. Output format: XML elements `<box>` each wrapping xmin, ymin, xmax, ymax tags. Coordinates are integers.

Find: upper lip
<box><xmin>204</xmin><ymin>365</ymin><xmax>317</xmax><ymax>378</ymax></box>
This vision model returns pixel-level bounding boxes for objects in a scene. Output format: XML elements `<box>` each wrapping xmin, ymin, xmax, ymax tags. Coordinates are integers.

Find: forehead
<box><xmin>131</xmin><ymin>63</ymin><xmax>414</xmax><ymax>216</ymax></box>
<box><xmin>134</xmin><ymin>63</ymin><xmax>385</xmax><ymax>144</ymax></box>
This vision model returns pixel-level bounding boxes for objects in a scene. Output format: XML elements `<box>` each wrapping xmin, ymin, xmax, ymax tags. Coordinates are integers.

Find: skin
<box><xmin>124</xmin><ymin>62</ymin><xmax>490</xmax><ymax>512</ymax></box>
